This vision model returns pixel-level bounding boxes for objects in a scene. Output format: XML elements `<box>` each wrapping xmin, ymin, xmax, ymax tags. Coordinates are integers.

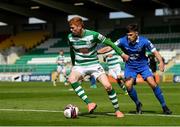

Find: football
<box><xmin>64</xmin><ymin>104</ymin><xmax>79</xmax><ymax>118</ymax></box>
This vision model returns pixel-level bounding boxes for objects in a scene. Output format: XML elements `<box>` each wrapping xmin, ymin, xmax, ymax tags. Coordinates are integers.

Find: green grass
<box><xmin>0</xmin><ymin>82</ymin><xmax>180</xmax><ymax>126</ymax></box>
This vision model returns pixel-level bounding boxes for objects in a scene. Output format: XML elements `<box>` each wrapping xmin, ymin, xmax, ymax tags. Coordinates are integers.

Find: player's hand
<box><xmin>158</xmin><ymin>62</ymin><xmax>164</xmax><ymax>72</ymax></box>
<box><xmin>121</xmin><ymin>53</ymin><xmax>129</xmax><ymax>62</ymax></box>
<box><xmin>107</xmin><ymin>54</ymin><xmax>113</xmax><ymax>58</ymax></box>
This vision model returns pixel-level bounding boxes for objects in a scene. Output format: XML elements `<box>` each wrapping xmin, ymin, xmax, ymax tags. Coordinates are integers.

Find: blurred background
<box><xmin>0</xmin><ymin>0</ymin><xmax>180</xmax><ymax>83</ymax></box>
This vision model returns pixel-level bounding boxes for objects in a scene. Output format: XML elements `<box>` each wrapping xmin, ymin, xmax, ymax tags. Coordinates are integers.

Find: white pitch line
<box><xmin>0</xmin><ymin>108</ymin><xmax>180</xmax><ymax>118</ymax></box>
<box><xmin>107</xmin><ymin>113</ymin><xmax>180</xmax><ymax>118</ymax></box>
<box><xmin>129</xmin><ymin>113</ymin><xmax>180</xmax><ymax>118</ymax></box>
<box><xmin>0</xmin><ymin>108</ymin><xmax>63</xmax><ymax>113</ymax></box>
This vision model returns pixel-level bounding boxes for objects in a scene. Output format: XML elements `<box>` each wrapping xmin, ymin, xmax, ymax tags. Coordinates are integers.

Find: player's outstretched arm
<box><xmin>103</xmin><ymin>38</ymin><xmax>129</xmax><ymax>62</ymax></box>
<box><xmin>97</xmin><ymin>46</ymin><xmax>112</xmax><ymax>54</ymax></box>
<box><xmin>153</xmin><ymin>50</ymin><xmax>164</xmax><ymax>72</ymax></box>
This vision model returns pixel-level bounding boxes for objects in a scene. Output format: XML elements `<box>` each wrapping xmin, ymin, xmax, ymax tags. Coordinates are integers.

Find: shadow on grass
<box><xmin>128</xmin><ymin>110</ymin><xmax>157</xmax><ymax>114</ymax></box>
<box><xmin>79</xmin><ymin>112</ymin><xmax>115</xmax><ymax>118</ymax></box>
<box><xmin>79</xmin><ymin>110</ymin><xmax>158</xmax><ymax>118</ymax></box>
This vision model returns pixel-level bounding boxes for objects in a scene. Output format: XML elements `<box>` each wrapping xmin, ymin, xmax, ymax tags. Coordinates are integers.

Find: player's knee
<box><xmin>124</xmin><ymin>81</ymin><xmax>133</xmax><ymax>91</ymax></box>
<box><xmin>149</xmin><ymin>82</ymin><xmax>157</xmax><ymax>89</ymax></box>
<box><xmin>147</xmin><ymin>76</ymin><xmax>157</xmax><ymax>88</ymax></box>
<box><xmin>104</xmin><ymin>84</ymin><xmax>112</xmax><ymax>91</ymax></box>
<box><xmin>68</xmin><ymin>77</ymin><xmax>77</xmax><ymax>83</ymax></box>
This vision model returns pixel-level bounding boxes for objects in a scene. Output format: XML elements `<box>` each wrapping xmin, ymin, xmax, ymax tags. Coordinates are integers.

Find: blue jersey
<box><xmin>115</xmin><ymin>36</ymin><xmax>156</xmax><ymax>68</ymax></box>
<box><xmin>115</xmin><ymin>36</ymin><xmax>156</xmax><ymax>80</ymax></box>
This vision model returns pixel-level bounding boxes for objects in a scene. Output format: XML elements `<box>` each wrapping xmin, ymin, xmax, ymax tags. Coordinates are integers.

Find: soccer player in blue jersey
<box><xmin>89</xmin><ymin>75</ymin><xmax>97</xmax><ymax>88</ymax></box>
<box><xmin>115</xmin><ymin>23</ymin><xmax>172</xmax><ymax>115</ymax></box>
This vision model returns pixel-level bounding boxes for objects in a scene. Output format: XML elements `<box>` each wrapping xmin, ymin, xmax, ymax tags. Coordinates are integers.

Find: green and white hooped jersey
<box><xmin>68</xmin><ymin>29</ymin><xmax>106</xmax><ymax>66</ymax></box>
<box><xmin>57</xmin><ymin>55</ymin><xmax>66</xmax><ymax>66</ymax></box>
<box><xmin>104</xmin><ymin>50</ymin><xmax>121</xmax><ymax>69</ymax></box>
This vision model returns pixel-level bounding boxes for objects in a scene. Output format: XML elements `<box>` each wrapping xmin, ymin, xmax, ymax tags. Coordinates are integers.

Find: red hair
<box><xmin>69</xmin><ymin>17</ymin><xmax>84</xmax><ymax>28</ymax></box>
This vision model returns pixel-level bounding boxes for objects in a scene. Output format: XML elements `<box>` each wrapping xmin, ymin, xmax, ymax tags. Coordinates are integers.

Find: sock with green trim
<box><xmin>107</xmin><ymin>88</ymin><xmax>119</xmax><ymax>111</ymax></box>
<box><xmin>71</xmin><ymin>82</ymin><xmax>91</xmax><ymax>104</ymax></box>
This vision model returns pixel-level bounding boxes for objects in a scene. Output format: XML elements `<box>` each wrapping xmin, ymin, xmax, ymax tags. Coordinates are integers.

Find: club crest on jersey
<box><xmin>79</xmin><ymin>48</ymin><xmax>89</xmax><ymax>54</ymax></box>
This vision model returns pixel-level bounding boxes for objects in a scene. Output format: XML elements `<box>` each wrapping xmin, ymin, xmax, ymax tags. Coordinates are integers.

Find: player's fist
<box><xmin>121</xmin><ymin>53</ymin><xmax>129</xmax><ymax>62</ymax></box>
<box><xmin>158</xmin><ymin>62</ymin><xmax>164</xmax><ymax>72</ymax></box>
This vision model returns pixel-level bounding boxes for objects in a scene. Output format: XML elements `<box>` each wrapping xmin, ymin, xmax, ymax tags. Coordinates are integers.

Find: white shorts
<box><xmin>72</xmin><ymin>64</ymin><xmax>105</xmax><ymax>79</ymax></box>
<box><xmin>57</xmin><ymin>65</ymin><xmax>66</xmax><ymax>74</ymax></box>
<box><xmin>108</xmin><ymin>65</ymin><xmax>121</xmax><ymax>79</ymax></box>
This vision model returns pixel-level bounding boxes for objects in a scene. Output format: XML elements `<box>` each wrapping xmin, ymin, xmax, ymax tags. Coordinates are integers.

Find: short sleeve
<box><xmin>115</xmin><ymin>39</ymin><xmax>121</xmax><ymax>47</ymax></box>
<box><xmin>145</xmin><ymin>40</ymin><xmax>156</xmax><ymax>52</ymax></box>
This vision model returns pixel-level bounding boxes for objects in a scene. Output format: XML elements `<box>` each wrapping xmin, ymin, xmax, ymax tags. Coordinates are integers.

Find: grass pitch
<box><xmin>0</xmin><ymin>81</ymin><xmax>180</xmax><ymax>126</ymax></box>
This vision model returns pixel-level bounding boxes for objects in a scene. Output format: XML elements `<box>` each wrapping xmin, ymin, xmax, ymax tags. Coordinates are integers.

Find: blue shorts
<box><xmin>124</xmin><ymin>65</ymin><xmax>153</xmax><ymax>80</ymax></box>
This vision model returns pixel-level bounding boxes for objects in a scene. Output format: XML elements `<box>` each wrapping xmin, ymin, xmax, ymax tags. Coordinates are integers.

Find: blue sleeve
<box><xmin>115</xmin><ymin>39</ymin><xmax>121</xmax><ymax>47</ymax></box>
<box><xmin>145</xmin><ymin>39</ymin><xmax>156</xmax><ymax>52</ymax></box>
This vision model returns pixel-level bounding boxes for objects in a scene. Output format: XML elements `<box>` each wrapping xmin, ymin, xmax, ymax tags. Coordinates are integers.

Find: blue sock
<box><xmin>153</xmin><ymin>85</ymin><xmax>166</xmax><ymax>107</ymax></box>
<box><xmin>90</xmin><ymin>76</ymin><xmax>96</xmax><ymax>86</ymax></box>
<box><xmin>127</xmin><ymin>87</ymin><xmax>140</xmax><ymax>105</ymax></box>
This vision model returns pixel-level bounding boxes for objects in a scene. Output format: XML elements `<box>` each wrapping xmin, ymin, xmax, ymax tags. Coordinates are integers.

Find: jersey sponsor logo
<box><xmin>129</xmin><ymin>54</ymin><xmax>139</xmax><ymax>60</ymax></box>
<box><xmin>79</xmin><ymin>48</ymin><xmax>89</xmax><ymax>54</ymax></box>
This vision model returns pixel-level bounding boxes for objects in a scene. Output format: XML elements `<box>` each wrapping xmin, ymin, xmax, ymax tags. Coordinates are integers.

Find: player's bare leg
<box><xmin>53</xmin><ymin>72</ymin><xmax>60</xmax><ymax>86</ymax></box>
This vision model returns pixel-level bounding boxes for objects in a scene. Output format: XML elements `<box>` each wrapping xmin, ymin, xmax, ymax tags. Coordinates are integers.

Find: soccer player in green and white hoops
<box><xmin>67</xmin><ymin>17</ymin><xmax>129</xmax><ymax>118</ymax></box>
<box><xmin>53</xmin><ymin>50</ymin><xmax>68</xmax><ymax>86</ymax></box>
<box><xmin>98</xmin><ymin>46</ymin><xmax>128</xmax><ymax>95</ymax></box>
